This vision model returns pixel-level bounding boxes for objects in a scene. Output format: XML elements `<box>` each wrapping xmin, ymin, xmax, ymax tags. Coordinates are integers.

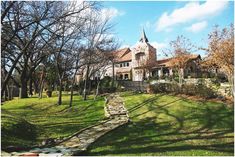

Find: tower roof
<box><xmin>139</xmin><ymin>28</ymin><xmax>149</xmax><ymax>43</ymax></box>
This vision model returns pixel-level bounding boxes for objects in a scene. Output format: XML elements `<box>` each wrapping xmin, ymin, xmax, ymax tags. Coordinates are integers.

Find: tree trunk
<box><xmin>83</xmin><ymin>79</ymin><xmax>87</xmax><ymax>100</ymax></box>
<box><xmin>10</xmin><ymin>75</ymin><xmax>20</xmax><ymax>88</ymax></box>
<box><xmin>112</xmin><ymin>62</ymin><xmax>115</xmax><ymax>87</ymax></box>
<box><xmin>4</xmin><ymin>85</ymin><xmax>8</xmax><ymax>101</ymax></box>
<box><xmin>10</xmin><ymin>86</ymin><xmax>13</xmax><ymax>100</ymax></box>
<box><xmin>69</xmin><ymin>86</ymin><xmax>74</xmax><ymax>107</ymax></box>
<box><xmin>83</xmin><ymin>64</ymin><xmax>90</xmax><ymax>101</ymax></box>
<box><xmin>94</xmin><ymin>80</ymin><xmax>101</xmax><ymax>100</ymax></box>
<box><xmin>228</xmin><ymin>74</ymin><xmax>234</xmax><ymax>97</ymax></box>
<box><xmin>34</xmin><ymin>79</ymin><xmax>39</xmax><ymax>95</ymax></box>
<box><xmin>88</xmin><ymin>79</ymin><xmax>92</xmax><ymax>95</ymax></box>
<box><xmin>69</xmin><ymin>68</ymin><xmax>79</xmax><ymax>107</ymax></box>
<box><xmin>52</xmin><ymin>82</ymin><xmax>55</xmax><ymax>91</ymax></box>
<box><xmin>39</xmin><ymin>78</ymin><xmax>45</xmax><ymax>99</ymax></box>
<box><xmin>178</xmin><ymin>68</ymin><xmax>184</xmax><ymax>87</ymax></box>
<box><xmin>1</xmin><ymin>53</ymin><xmax>23</xmax><ymax>97</ymax></box>
<box><xmin>20</xmin><ymin>70</ymin><xmax>28</xmax><ymax>98</ymax></box>
<box><xmin>38</xmin><ymin>71</ymin><xmax>44</xmax><ymax>99</ymax></box>
<box><xmin>58</xmin><ymin>79</ymin><xmax>62</xmax><ymax>105</ymax></box>
<box><xmin>29</xmin><ymin>75</ymin><xmax>33</xmax><ymax>96</ymax></box>
<box><xmin>7</xmin><ymin>85</ymin><xmax>13</xmax><ymax>100</ymax></box>
<box><xmin>20</xmin><ymin>79</ymin><xmax>28</xmax><ymax>98</ymax></box>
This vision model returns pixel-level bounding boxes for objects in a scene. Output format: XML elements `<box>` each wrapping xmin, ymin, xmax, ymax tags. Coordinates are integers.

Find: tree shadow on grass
<box><xmin>1</xmin><ymin>116</ymin><xmax>38</xmax><ymax>150</ymax></box>
<box><xmin>128</xmin><ymin>94</ymin><xmax>164</xmax><ymax>113</ymax></box>
<box><xmin>1</xmin><ymin>96</ymin><xmax>106</xmax><ymax>150</ymax></box>
<box><xmin>86</xmin><ymin>94</ymin><xmax>234</xmax><ymax>156</ymax></box>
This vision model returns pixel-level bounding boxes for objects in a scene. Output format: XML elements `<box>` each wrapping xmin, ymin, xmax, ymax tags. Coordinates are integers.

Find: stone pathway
<box><xmin>2</xmin><ymin>94</ymin><xmax>129</xmax><ymax>156</ymax></box>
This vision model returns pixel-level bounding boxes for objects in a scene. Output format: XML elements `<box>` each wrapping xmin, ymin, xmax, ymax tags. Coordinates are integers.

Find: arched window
<box><xmin>190</xmin><ymin>66</ymin><xmax>193</xmax><ymax>72</ymax></box>
<box><xmin>124</xmin><ymin>74</ymin><xmax>129</xmax><ymax>80</ymax></box>
<box><xmin>120</xmin><ymin>74</ymin><xmax>123</xmax><ymax>80</ymax></box>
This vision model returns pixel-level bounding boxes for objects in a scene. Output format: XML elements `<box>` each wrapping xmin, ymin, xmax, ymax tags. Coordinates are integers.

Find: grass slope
<box><xmin>1</xmin><ymin>93</ymin><xmax>105</xmax><ymax>149</ymax></box>
<box><xmin>87</xmin><ymin>92</ymin><xmax>234</xmax><ymax>156</ymax></box>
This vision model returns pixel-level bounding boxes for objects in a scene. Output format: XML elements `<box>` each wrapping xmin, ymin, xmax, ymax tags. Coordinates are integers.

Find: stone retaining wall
<box><xmin>118</xmin><ymin>80</ymin><xmax>148</xmax><ymax>91</ymax></box>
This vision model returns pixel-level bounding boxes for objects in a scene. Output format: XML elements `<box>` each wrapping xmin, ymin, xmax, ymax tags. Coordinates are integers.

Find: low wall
<box><xmin>149</xmin><ymin>78</ymin><xmax>232</xmax><ymax>98</ymax></box>
<box><xmin>117</xmin><ymin>80</ymin><xmax>148</xmax><ymax>91</ymax></box>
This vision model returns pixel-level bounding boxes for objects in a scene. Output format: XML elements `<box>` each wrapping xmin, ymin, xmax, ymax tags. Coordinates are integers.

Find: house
<box><xmin>152</xmin><ymin>54</ymin><xmax>202</xmax><ymax>78</ymax></box>
<box><xmin>103</xmin><ymin>29</ymin><xmax>202</xmax><ymax>81</ymax></box>
<box><xmin>76</xmin><ymin>29</ymin><xmax>202</xmax><ymax>82</ymax></box>
<box><xmin>104</xmin><ymin>29</ymin><xmax>157</xmax><ymax>81</ymax></box>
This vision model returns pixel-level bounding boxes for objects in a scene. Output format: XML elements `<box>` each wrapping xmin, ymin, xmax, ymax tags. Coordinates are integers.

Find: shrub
<box><xmin>148</xmin><ymin>83</ymin><xmax>179</xmax><ymax>94</ymax></box>
<box><xmin>46</xmin><ymin>91</ymin><xmax>52</xmax><ymax>97</ymax></box>
<box><xmin>182</xmin><ymin>84</ymin><xmax>196</xmax><ymax>95</ymax></box>
<box><xmin>99</xmin><ymin>76</ymin><xmax>117</xmax><ymax>94</ymax></box>
<box><xmin>195</xmin><ymin>84</ymin><xmax>217</xmax><ymax>98</ymax></box>
<box><xmin>101</xmin><ymin>76</ymin><xmax>112</xmax><ymax>88</ymax></box>
<box><xmin>149</xmin><ymin>82</ymin><xmax>217</xmax><ymax>99</ymax></box>
<box><xmin>100</xmin><ymin>87</ymin><xmax>116</xmax><ymax>94</ymax></box>
<box><xmin>210</xmin><ymin>78</ymin><xmax>220</xmax><ymax>87</ymax></box>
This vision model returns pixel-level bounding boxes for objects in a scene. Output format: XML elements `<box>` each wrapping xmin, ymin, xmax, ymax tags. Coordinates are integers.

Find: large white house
<box><xmin>102</xmin><ymin>29</ymin><xmax>157</xmax><ymax>81</ymax></box>
<box><xmin>76</xmin><ymin>29</ymin><xmax>201</xmax><ymax>82</ymax></box>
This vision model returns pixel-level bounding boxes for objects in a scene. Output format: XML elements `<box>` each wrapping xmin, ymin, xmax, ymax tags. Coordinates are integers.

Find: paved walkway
<box><xmin>2</xmin><ymin>94</ymin><xmax>129</xmax><ymax>156</ymax></box>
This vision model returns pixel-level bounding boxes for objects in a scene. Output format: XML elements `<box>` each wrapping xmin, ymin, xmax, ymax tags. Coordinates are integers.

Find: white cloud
<box><xmin>186</xmin><ymin>21</ymin><xmax>208</xmax><ymax>33</ymax></box>
<box><xmin>156</xmin><ymin>0</ymin><xmax>228</xmax><ymax>31</ymax></box>
<box><xmin>150</xmin><ymin>41</ymin><xmax>167</xmax><ymax>50</ymax></box>
<box><xmin>101</xmin><ymin>7</ymin><xmax>125</xmax><ymax>20</ymax></box>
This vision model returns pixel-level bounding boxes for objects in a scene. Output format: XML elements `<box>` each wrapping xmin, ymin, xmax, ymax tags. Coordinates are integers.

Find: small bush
<box><xmin>182</xmin><ymin>84</ymin><xmax>196</xmax><ymax>95</ymax></box>
<box><xmin>149</xmin><ymin>83</ymin><xmax>179</xmax><ymax>94</ymax></box>
<box><xmin>195</xmin><ymin>84</ymin><xmax>217</xmax><ymax>98</ymax></box>
<box><xmin>100</xmin><ymin>87</ymin><xmax>116</xmax><ymax>94</ymax></box>
<box><xmin>99</xmin><ymin>76</ymin><xmax>117</xmax><ymax>94</ymax></box>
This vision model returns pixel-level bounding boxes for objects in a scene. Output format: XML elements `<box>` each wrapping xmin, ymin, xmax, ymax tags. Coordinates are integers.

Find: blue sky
<box><xmin>101</xmin><ymin>0</ymin><xmax>234</xmax><ymax>59</ymax></box>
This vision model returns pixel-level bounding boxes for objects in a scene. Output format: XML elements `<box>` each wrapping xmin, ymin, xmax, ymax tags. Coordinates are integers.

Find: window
<box><xmin>120</xmin><ymin>63</ymin><xmax>122</xmax><ymax>67</ymax></box>
<box><xmin>135</xmin><ymin>53</ymin><xmax>145</xmax><ymax>61</ymax></box>
<box><xmin>127</xmin><ymin>62</ymin><xmax>129</xmax><ymax>67</ymax></box>
<box><xmin>190</xmin><ymin>66</ymin><xmax>193</xmax><ymax>72</ymax></box>
<box><xmin>124</xmin><ymin>74</ymin><xmax>129</xmax><ymax>80</ymax></box>
<box><xmin>120</xmin><ymin>74</ymin><xmax>123</xmax><ymax>80</ymax></box>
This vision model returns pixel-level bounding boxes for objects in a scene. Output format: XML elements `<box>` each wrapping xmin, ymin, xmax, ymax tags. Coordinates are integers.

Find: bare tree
<box><xmin>1</xmin><ymin>1</ymin><xmax>64</xmax><ymax>98</ymax></box>
<box><xmin>93</xmin><ymin>58</ymin><xmax>111</xmax><ymax>100</ymax></box>
<box><xmin>80</xmin><ymin>9</ymin><xmax>117</xmax><ymax>100</ymax></box>
<box><xmin>1</xmin><ymin>1</ymin><xmax>119</xmax><ymax>104</ymax></box>
<box><xmin>49</xmin><ymin>1</ymin><xmax>98</xmax><ymax>105</ymax></box>
<box><xmin>1</xmin><ymin>1</ymin><xmax>97</xmax><ymax>99</ymax></box>
<box><xmin>164</xmin><ymin>35</ymin><xmax>195</xmax><ymax>86</ymax></box>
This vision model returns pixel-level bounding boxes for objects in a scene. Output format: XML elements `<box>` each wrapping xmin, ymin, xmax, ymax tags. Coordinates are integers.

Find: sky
<box><xmin>100</xmin><ymin>0</ymin><xmax>234</xmax><ymax>59</ymax></box>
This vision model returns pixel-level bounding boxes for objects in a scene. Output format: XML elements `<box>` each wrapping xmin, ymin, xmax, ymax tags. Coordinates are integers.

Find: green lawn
<box><xmin>1</xmin><ymin>92</ymin><xmax>234</xmax><ymax>155</ymax></box>
<box><xmin>86</xmin><ymin>92</ymin><xmax>234</xmax><ymax>156</ymax></box>
<box><xmin>1</xmin><ymin>93</ymin><xmax>105</xmax><ymax>149</ymax></box>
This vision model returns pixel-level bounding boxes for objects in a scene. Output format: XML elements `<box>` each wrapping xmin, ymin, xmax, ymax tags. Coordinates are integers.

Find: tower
<box><xmin>131</xmin><ymin>29</ymin><xmax>157</xmax><ymax>81</ymax></box>
<box><xmin>139</xmin><ymin>28</ymin><xmax>149</xmax><ymax>43</ymax></box>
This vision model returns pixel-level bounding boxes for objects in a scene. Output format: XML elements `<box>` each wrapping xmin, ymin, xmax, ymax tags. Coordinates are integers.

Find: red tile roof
<box><xmin>156</xmin><ymin>58</ymin><xmax>172</xmax><ymax>66</ymax></box>
<box><xmin>155</xmin><ymin>54</ymin><xmax>201</xmax><ymax>67</ymax></box>
<box><xmin>111</xmin><ymin>48</ymin><xmax>132</xmax><ymax>63</ymax></box>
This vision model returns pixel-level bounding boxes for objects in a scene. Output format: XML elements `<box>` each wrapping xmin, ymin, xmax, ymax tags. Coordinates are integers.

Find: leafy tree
<box><xmin>203</xmin><ymin>24</ymin><xmax>234</xmax><ymax>96</ymax></box>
